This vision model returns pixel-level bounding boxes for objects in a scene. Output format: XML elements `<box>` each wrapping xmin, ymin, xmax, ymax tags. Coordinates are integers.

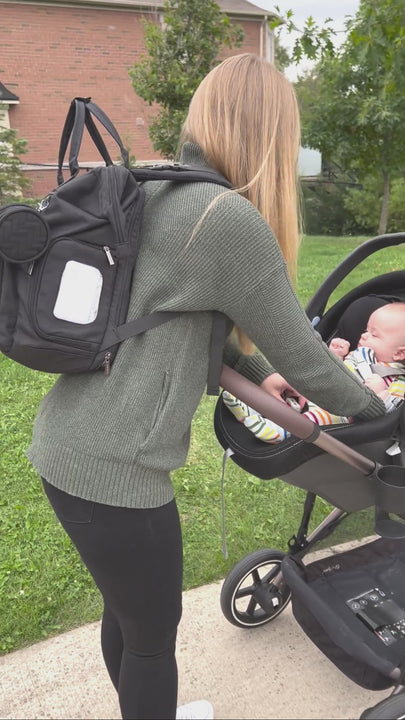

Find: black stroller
<box><xmin>215</xmin><ymin>233</ymin><xmax>405</xmax><ymax>719</ymax></box>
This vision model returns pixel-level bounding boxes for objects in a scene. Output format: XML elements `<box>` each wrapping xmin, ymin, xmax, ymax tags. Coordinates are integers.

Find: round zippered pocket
<box><xmin>0</xmin><ymin>205</ymin><xmax>49</xmax><ymax>263</ymax></box>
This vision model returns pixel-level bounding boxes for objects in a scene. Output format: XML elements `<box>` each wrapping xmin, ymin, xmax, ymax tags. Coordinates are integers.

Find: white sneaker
<box><xmin>176</xmin><ymin>699</ymin><xmax>214</xmax><ymax>719</ymax></box>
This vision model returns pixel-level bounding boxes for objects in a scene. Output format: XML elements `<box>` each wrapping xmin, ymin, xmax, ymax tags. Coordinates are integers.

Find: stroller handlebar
<box><xmin>220</xmin><ymin>364</ymin><xmax>377</xmax><ymax>477</ymax></box>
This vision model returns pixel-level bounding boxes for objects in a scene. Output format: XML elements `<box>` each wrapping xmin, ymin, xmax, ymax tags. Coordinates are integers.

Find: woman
<box><xmin>27</xmin><ymin>54</ymin><xmax>385</xmax><ymax>720</ymax></box>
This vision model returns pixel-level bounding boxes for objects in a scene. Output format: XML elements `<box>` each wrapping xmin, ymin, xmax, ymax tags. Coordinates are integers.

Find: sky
<box><xmin>251</xmin><ymin>0</ymin><xmax>361</xmax><ymax>79</ymax></box>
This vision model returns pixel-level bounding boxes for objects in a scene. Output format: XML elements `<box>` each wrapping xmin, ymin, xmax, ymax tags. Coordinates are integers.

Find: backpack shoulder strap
<box><xmin>132</xmin><ymin>164</ymin><xmax>233</xmax><ymax>189</ymax></box>
<box><xmin>104</xmin><ymin>164</ymin><xmax>231</xmax><ymax>393</ymax></box>
<box><xmin>104</xmin><ymin>310</ymin><xmax>227</xmax><ymax>396</ymax></box>
<box><xmin>206</xmin><ymin>312</ymin><xmax>227</xmax><ymax>395</ymax></box>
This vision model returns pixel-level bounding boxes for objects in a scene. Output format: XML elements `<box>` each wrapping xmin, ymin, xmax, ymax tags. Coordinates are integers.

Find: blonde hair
<box><xmin>179</xmin><ymin>53</ymin><xmax>301</xmax><ymax>353</ymax></box>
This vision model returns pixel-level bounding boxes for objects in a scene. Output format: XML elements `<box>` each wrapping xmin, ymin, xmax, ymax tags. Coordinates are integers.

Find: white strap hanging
<box><xmin>221</xmin><ymin>448</ymin><xmax>234</xmax><ymax>560</ymax></box>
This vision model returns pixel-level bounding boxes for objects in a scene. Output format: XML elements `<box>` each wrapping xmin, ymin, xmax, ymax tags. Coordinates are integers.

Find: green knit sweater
<box><xmin>27</xmin><ymin>144</ymin><xmax>385</xmax><ymax>508</ymax></box>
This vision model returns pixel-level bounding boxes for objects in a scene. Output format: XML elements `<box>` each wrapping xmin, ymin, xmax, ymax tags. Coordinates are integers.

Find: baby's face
<box><xmin>358</xmin><ymin>307</ymin><xmax>405</xmax><ymax>362</ymax></box>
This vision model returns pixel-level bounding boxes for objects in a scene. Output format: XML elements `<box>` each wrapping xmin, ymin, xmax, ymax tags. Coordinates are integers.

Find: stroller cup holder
<box><xmin>375</xmin><ymin>466</ymin><xmax>405</xmax><ymax>539</ymax></box>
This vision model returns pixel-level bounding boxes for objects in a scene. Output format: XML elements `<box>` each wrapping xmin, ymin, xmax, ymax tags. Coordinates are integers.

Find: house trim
<box><xmin>2</xmin><ymin>0</ymin><xmax>275</xmax><ymax>17</ymax></box>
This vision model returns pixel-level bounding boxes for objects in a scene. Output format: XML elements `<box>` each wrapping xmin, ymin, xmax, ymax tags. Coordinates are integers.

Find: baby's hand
<box><xmin>329</xmin><ymin>337</ymin><xmax>350</xmax><ymax>359</ymax></box>
<box><xmin>365</xmin><ymin>375</ymin><xmax>387</xmax><ymax>395</ymax></box>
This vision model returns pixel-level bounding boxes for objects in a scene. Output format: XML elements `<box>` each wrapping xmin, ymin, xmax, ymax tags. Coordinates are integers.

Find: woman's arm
<box><xmin>223</xmin><ymin>336</ymin><xmax>307</xmax><ymax>407</ymax></box>
<box><xmin>201</xmin><ymin>195</ymin><xmax>386</xmax><ymax>422</ymax></box>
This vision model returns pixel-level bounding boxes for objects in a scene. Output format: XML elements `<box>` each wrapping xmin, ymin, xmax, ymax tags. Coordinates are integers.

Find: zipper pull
<box><xmin>103</xmin><ymin>351</ymin><xmax>112</xmax><ymax>376</ymax></box>
<box><xmin>38</xmin><ymin>194</ymin><xmax>52</xmax><ymax>211</ymax></box>
<box><xmin>104</xmin><ymin>246</ymin><xmax>115</xmax><ymax>266</ymax></box>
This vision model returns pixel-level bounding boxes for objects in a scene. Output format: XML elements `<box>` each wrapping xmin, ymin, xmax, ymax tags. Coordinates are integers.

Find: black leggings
<box><xmin>42</xmin><ymin>479</ymin><xmax>183</xmax><ymax>720</ymax></box>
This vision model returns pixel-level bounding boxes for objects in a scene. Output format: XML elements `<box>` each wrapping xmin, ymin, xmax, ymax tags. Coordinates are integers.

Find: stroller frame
<box><xmin>216</xmin><ymin>233</ymin><xmax>405</xmax><ymax>719</ymax></box>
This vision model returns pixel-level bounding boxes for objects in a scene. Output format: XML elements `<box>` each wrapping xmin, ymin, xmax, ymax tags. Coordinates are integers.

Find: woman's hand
<box><xmin>260</xmin><ymin>373</ymin><xmax>307</xmax><ymax>410</ymax></box>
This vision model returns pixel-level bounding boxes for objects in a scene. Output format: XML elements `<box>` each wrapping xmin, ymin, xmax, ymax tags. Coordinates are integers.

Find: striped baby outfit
<box><xmin>223</xmin><ymin>347</ymin><xmax>405</xmax><ymax>445</ymax></box>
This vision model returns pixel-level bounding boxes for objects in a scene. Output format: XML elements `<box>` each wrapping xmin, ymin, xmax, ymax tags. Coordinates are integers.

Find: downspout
<box><xmin>260</xmin><ymin>15</ymin><xmax>272</xmax><ymax>62</ymax></box>
<box><xmin>260</xmin><ymin>15</ymin><xmax>267</xmax><ymax>57</ymax></box>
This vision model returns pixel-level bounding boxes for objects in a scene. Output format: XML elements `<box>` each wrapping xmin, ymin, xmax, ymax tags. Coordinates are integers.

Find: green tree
<box><xmin>294</xmin><ymin>68</ymin><xmax>320</xmax><ymax>131</ymax></box>
<box><xmin>0</xmin><ymin>127</ymin><xmax>30</xmax><ymax>205</ymax></box>
<box><xmin>270</xmin><ymin>8</ymin><xmax>336</xmax><ymax>65</ymax></box>
<box><xmin>128</xmin><ymin>0</ymin><xmax>243</xmax><ymax>159</ymax></box>
<box><xmin>344</xmin><ymin>175</ymin><xmax>405</xmax><ymax>235</ymax></box>
<box><xmin>296</xmin><ymin>0</ymin><xmax>405</xmax><ymax>234</ymax></box>
<box><xmin>274</xmin><ymin>35</ymin><xmax>290</xmax><ymax>73</ymax></box>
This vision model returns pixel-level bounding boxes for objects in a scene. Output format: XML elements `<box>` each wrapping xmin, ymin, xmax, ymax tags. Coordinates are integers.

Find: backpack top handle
<box><xmin>57</xmin><ymin>97</ymin><xmax>129</xmax><ymax>185</ymax></box>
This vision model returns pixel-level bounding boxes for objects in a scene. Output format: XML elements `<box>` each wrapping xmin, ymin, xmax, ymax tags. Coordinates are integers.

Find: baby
<box><xmin>224</xmin><ymin>302</ymin><xmax>405</xmax><ymax>443</ymax></box>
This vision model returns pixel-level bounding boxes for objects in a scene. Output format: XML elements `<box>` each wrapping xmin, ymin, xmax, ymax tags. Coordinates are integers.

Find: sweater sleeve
<box><xmin>223</xmin><ymin>336</ymin><xmax>274</xmax><ymax>385</ymax></box>
<box><xmin>194</xmin><ymin>194</ymin><xmax>386</xmax><ymax>423</ymax></box>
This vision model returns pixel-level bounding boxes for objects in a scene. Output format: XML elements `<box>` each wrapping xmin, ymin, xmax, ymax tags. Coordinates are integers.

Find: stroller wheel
<box><xmin>360</xmin><ymin>693</ymin><xmax>405</xmax><ymax>719</ymax></box>
<box><xmin>220</xmin><ymin>548</ymin><xmax>291</xmax><ymax>628</ymax></box>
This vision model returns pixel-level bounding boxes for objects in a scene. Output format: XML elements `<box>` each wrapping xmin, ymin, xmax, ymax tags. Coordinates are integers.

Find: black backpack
<box><xmin>0</xmin><ymin>98</ymin><xmax>232</xmax><ymax>393</ymax></box>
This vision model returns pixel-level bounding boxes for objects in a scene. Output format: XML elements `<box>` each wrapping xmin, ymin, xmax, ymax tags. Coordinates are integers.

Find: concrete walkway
<box><xmin>0</xmin><ymin>542</ymin><xmax>391</xmax><ymax>720</ymax></box>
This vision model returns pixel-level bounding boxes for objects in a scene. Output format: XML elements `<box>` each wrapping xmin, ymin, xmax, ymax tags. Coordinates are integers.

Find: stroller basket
<box><xmin>282</xmin><ymin>538</ymin><xmax>405</xmax><ymax>691</ymax></box>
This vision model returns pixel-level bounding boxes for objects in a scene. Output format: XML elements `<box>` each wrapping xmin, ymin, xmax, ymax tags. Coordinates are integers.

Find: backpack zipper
<box><xmin>28</xmin><ymin>242</ymin><xmax>114</xmax><ymax>276</ymax></box>
<box><xmin>103</xmin><ymin>246</ymin><xmax>115</xmax><ymax>265</ymax></box>
<box><xmin>38</xmin><ymin>194</ymin><xmax>54</xmax><ymax>212</ymax></box>
<box><xmin>102</xmin><ymin>351</ymin><xmax>112</xmax><ymax>376</ymax></box>
<box><xmin>104</xmin><ymin>167</ymin><xmax>137</xmax><ymax>331</ymax></box>
<box><xmin>107</xmin><ymin>168</ymin><xmax>127</xmax><ymax>245</ymax></box>
<box><xmin>105</xmin><ymin>168</ymin><xmax>144</xmax><ymax>327</ymax></box>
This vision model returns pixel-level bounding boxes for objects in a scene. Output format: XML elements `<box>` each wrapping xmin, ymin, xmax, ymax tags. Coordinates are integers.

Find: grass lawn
<box><xmin>1</xmin><ymin>234</ymin><xmax>404</xmax><ymax>653</ymax></box>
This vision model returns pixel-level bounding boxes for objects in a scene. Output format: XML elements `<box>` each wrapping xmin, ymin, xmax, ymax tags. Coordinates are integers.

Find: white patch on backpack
<box><xmin>53</xmin><ymin>261</ymin><xmax>103</xmax><ymax>324</ymax></box>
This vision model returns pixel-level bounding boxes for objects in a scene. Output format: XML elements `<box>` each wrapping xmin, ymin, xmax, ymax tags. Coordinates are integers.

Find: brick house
<box><xmin>1</xmin><ymin>0</ymin><xmax>275</xmax><ymax>198</ymax></box>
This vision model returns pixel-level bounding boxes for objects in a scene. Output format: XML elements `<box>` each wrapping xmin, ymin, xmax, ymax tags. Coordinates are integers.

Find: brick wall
<box><xmin>1</xmin><ymin>2</ymin><xmax>262</xmax><ymax>197</ymax></box>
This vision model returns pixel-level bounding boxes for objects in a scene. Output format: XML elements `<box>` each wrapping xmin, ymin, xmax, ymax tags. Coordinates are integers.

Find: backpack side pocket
<box><xmin>0</xmin><ymin>257</ymin><xmax>18</xmax><ymax>353</ymax></box>
<box><xmin>0</xmin><ymin>205</ymin><xmax>49</xmax><ymax>263</ymax></box>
